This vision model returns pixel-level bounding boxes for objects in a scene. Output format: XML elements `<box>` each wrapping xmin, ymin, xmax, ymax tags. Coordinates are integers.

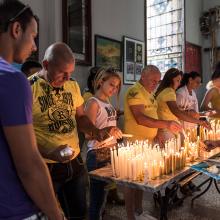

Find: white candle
<box><xmin>110</xmin><ymin>148</ymin><xmax>115</xmax><ymax>176</ymax></box>
<box><xmin>144</xmin><ymin>162</ymin><xmax>149</xmax><ymax>183</ymax></box>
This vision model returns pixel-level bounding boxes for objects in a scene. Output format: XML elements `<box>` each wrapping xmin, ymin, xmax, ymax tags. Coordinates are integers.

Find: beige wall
<box><xmin>21</xmin><ymin>0</ymin><xmax>145</xmax><ymax>114</ymax></box>
<box><xmin>21</xmin><ymin>0</ymin><xmax>220</xmax><ymax>108</ymax></box>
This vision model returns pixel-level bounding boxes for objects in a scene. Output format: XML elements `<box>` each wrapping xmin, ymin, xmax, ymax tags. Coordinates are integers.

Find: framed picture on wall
<box><xmin>62</xmin><ymin>0</ymin><xmax>92</xmax><ymax>65</ymax></box>
<box><xmin>123</xmin><ymin>36</ymin><xmax>145</xmax><ymax>84</ymax></box>
<box><xmin>95</xmin><ymin>35</ymin><xmax>122</xmax><ymax>70</ymax></box>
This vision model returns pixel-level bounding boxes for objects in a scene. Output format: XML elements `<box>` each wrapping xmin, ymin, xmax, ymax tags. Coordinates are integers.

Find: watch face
<box><xmin>153</xmin><ymin>0</ymin><xmax>169</xmax><ymax>13</ymax></box>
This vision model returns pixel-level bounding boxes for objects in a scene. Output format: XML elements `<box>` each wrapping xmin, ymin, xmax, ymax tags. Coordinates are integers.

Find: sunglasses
<box><xmin>3</xmin><ymin>5</ymin><xmax>30</xmax><ymax>31</ymax></box>
<box><xmin>94</xmin><ymin>67</ymin><xmax>120</xmax><ymax>84</ymax></box>
<box><xmin>9</xmin><ymin>5</ymin><xmax>30</xmax><ymax>22</ymax></box>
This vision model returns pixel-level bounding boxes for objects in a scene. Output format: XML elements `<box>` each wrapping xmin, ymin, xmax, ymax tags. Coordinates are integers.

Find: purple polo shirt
<box><xmin>0</xmin><ymin>58</ymin><xmax>39</xmax><ymax>219</ymax></box>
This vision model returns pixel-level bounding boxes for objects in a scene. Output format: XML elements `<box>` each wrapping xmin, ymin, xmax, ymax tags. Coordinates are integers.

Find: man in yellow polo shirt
<box><xmin>123</xmin><ymin>65</ymin><xmax>182</xmax><ymax>220</ymax></box>
<box><xmin>29</xmin><ymin>42</ymin><xmax>111</xmax><ymax>220</ymax></box>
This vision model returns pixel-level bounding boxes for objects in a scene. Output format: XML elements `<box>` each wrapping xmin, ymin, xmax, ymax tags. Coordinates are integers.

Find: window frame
<box><xmin>145</xmin><ymin>0</ymin><xmax>185</xmax><ymax>75</ymax></box>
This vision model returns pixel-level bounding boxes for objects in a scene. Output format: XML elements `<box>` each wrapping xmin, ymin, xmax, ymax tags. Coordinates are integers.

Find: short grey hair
<box><xmin>141</xmin><ymin>65</ymin><xmax>160</xmax><ymax>75</ymax></box>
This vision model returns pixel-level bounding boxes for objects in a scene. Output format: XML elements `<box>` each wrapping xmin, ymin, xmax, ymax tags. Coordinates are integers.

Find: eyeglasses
<box><xmin>9</xmin><ymin>5</ymin><xmax>30</xmax><ymax>23</ymax></box>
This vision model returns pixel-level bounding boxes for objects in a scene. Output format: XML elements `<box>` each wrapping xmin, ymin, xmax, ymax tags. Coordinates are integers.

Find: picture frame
<box><xmin>123</xmin><ymin>36</ymin><xmax>145</xmax><ymax>84</ymax></box>
<box><xmin>62</xmin><ymin>0</ymin><xmax>92</xmax><ymax>65</ymax></box>
<box><xmin>95</xmin><ymin>35</ymin><xmax>122</xmax><ymax>71</ymax></box>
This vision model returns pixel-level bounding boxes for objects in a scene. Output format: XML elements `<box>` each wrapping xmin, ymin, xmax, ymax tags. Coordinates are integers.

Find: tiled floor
<box><xmin>103</xmin><ymin>175</ymin><xmax>220</xmax><ymax>220</ymax></box>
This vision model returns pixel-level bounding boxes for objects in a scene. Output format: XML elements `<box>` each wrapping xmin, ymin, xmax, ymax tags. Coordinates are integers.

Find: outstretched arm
<box><xmin>76</xmin><ymin>104</ymin><xmax>120</xmax><ymax>141</ymax></box>
<box><xmin>130</xmin><ymin>104</ymin><xmax>182</xmax><ymax>133</ymax></box>
<box><xmin>76</xmin><ymin>104</ymin><xmax>100</xmax><ymax>137</ymax></box>
<box><xmin>167</xmin><ymin>101</ymin><xmax>210</xmax><ymax>129</ymax></box>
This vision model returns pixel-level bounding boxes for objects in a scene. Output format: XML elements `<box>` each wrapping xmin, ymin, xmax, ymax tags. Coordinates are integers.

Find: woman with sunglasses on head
<box><xmin>84</xmin><ymin>67</ymin><xmax>123</xmax><ymax>220</ymax></box>
<box><xmin>82</xmin><ymin>66</ymin><xmax>125</xmax><ymax>206</ymax></box>
<box><xmin>176</xmin><ymin>71</ymin><xmax>202</xmax><ymax>130</ymax></box>
<box><xmin>155</xmin><ymin>68</ymin><xmax>210</xmax><ymax>143</ymax></box>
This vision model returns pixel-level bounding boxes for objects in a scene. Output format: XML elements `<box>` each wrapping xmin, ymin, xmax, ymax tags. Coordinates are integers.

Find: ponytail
<box><xmin>179</xmin><ymin>71</ymin><xmax>201</xmax><ymax>88</ymax></box>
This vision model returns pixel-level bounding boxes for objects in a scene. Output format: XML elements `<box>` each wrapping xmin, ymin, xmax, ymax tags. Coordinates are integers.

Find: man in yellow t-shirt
<box><xmin>123</xmin><ymin>65</ymin><xmax>182</xmax><ymax>220</ymax></box>
<box><xmin>31</xmin><ymin>76</ymin><xmax>83</xmax><ymax>161</ymax></box>
<box><xmin>124</xmin><ymin>66</ymin><xmax>181</xmax><ymax>142</ymax></box>
<box><xmin>29</xmin><ymin>42</ymin><xmax>111</xmax><ymax>220</ymax></box>
<box><xmin>124</xmin><ymin>81</ymin><xmax>158</xmax><ymax>141</ymax></box>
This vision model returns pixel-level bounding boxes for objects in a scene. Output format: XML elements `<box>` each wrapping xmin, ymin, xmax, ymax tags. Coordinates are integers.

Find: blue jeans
<box><xmin>48</xmin><ymin>154</ymin><xmax>88</xmax><ymax>220</ymax></box>
<box><xmin>86</xmin><ymin>150</ymin><xmax>109</xmax><ymax>220</ymax></box>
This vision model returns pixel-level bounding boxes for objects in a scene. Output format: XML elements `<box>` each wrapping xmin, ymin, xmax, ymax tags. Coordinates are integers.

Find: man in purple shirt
<box><xmin>0</xmin><ymin>1</ymin><xmax>65</xmax><ymax>219</ymax></box>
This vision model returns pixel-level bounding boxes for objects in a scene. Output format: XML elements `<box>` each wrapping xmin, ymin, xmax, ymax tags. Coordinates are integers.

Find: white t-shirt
<box><xmin>85</xmin><ymin>97</ymin><xmax>117</xmax><ymax>151</ymax></box>
<box><xmin>176</xmin><ymin>85</ymin><xmax>199</xmax><ymax>129</ymax></box>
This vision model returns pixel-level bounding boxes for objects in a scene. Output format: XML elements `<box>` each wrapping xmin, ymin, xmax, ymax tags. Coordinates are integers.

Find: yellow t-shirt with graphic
<box><xmin>124</xmin><ymin>82</ymin><xmax>158</xmax><ymax>141</ymax></box>
<box><xmin>30</xmin><ymin>76</ymin><xmax>84</xmax><ymax>163</ymax></box>
<box><xmin>156</xmin><ymin>87</ymin><xmax>178</xmax><ymax>122</ymax></box>
<box><xmin>210</xmin><ymin>87</ymin><xmax>220</xmax><ymax>111</ymax></box>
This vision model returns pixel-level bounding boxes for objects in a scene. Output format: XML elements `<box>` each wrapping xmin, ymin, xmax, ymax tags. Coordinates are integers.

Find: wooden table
<box><xmin>89</xmin><ymin>161</ymin><xmax>201</xmax><ymax>220</ymax></box>
<box><xmin>89</xmin><ymin>162</ymin><xmax>199</xmax><ymax>193</ymax></box>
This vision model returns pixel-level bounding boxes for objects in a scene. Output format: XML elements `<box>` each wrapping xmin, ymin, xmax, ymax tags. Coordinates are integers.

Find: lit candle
<box><xmin>110</xmin><ymin>148</ymin><xmax>115</xmax><ymax>176</ymax></box>
<box><xmin>171</xmin><ymin>150</ymin><xmax>175</xmax><ymax>173</ymax></box>
<box><xmin>175</xmin><ymin>152</ymin><xmax>180</xmax><ymax>170</ymax></box>
<box><xmin>159</xmin><ymin>160</ymin><xmax>164</xmax><ymax>176</ymax></box>
<box><xmin>144</xmin><ymin>162</ymin><xmax>149</xmax><ymax>183</ymax></box>
<box><xmin>132</xmin><ymin>158</ymin><xmax>136</xmax><ymax>181</ymax></box>
<box><xmin>164</xmin><ymin>153</ymin><xmax>169</xmax><ymax>175</ymax></box>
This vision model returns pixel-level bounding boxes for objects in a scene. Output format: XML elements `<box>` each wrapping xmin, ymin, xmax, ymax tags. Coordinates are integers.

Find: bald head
<box><xmin>41</xmin><ymin>42</ymin><xmax>75</xmax><ymax>88</ymax></box>
<box><xmin>43</xmin><ymin>42</ymin><xmax>75</xmax><ymax>65</ymax></box>
<box><xmin>140</xmin><ymin>65</ymin><xmax>161</xmax><ymax>93</ymax></box>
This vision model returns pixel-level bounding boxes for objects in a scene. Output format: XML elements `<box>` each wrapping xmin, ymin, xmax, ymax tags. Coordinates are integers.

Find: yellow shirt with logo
<box><xmin>124</xmin><ymin>82</ymin><xmax>158</xmax><ymax>141</ymax></box>
<box><xmin>156</xmin><ymin>87</ymin><xmax>178</xmax><ymax>122</ymax></box>
<box><xmin>210</xmin><ymin>87</ymin><xmax>220</xmax><ymax>111</ymax></box>
<box><xmin>30</xmin><ymin>76</ymin><xmax>84</xmax><ymax>163</ymax></box>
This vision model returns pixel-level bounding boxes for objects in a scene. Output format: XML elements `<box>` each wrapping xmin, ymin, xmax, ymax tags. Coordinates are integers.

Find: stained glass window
<box><xmin>146</xmin><ymin>0</ymin><xmax>184</xmax><ymax>75</ymax></box>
